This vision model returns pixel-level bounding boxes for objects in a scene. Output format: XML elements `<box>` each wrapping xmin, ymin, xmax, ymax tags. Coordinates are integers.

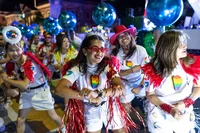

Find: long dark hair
<box><xmin>66</xmin><ymin>34</ymin><xmax>109</xmax><ymax>74</ymax></box>
<box><xmin>55</xmin><ymin>32</ymin><xmax>71</xmax><ymax>52</ymax></box>
<box><xmin>111</xmin><ymin>32</ymin><xmax>136</xmax><ymax>59</ymax></box>
<box><xmin>151</xmin><ymin>30</ymin><xmax>194</xmax><ymax>77</ymax></box>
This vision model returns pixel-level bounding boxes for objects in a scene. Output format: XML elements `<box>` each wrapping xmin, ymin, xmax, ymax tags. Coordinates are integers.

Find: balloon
<box><xmin>58</xmin><ymin>11</ymin><xmax>77</xmax><ymax>31</ymax></box>
<box><xmin>11</xmin><ymin>21</ymin><xmax>19</xmax><ymax>27</ymax></box>
<box><xmin>24</xmin><ymin>26</ymin><xmax>34</xmax><ymax>39</ymax></box>
<box><xmin>146</xmin><ymin>0</ymin><xmax>183</xmax><ymax>26</ymax></box>
<box><xmin>92</xmin><ymin>2</ymin><xmax>116</xmax><ymax>27</ymax></box>
<box><xmin>17</xmin><ymin>24</ymin><xmax>26</xmax><ymax>35</ymax></box>
<box><xmin>42</xmin><ymin>17</ymin><xmax>62</xmax><ymax>35</ymax></box>
<box><xmin>30</xmin><ymin>23</ymin><xmax>40</xmax><ymax>35</ymax></box>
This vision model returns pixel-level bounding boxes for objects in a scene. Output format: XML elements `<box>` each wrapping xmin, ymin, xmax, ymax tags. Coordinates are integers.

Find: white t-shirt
<box><xmin>18</xmin><ymin>59</ymin><xmax>47</xmax><ymax>88</ymax></box>
<box><xmin>117</xmin><ymin>45</ymin><xmax>149</xmax><ymax>82</ymax></box>
<box><xmin>146</xmin><ymin>63</ymin><xmax>194</xmax><ymax>104</ymax></box>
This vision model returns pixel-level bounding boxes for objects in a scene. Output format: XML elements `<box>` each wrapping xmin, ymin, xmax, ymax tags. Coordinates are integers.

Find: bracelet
<box><xmin>183</xmin><ymin>97</ymin><xmax>194</xmax><ymax>108</ymax></box>
<box><xmin>160</xmin><ymin>103</ymin><xmax>173</xmax><ymax>114</ymax></box>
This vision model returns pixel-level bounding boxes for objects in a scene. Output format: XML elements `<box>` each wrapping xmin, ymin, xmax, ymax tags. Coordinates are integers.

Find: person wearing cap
<box><xmin>37</xmin><ymin>32</ymin><xmax>57</xmax><ymax>75</ymax></box>
<box><xmin>110</xmin><ymin>25</ymin><xmax>150</xmax><ymax>113</ymax></box>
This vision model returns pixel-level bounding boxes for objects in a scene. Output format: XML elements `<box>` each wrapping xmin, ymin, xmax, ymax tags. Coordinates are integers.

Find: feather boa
<box><xmin>25</xmin><ymin>51</ymin><xmax>51</xmax><ymax>78</ymax></box>
<box><xmin>181</xmin><ymin>54</ymin><xmax>200</xmax><ymax>84</ymax></box>
<box><xmin>142</xmin><ymin>54</ymin><xmax>200</xmax><ymax>87</ymax></box>
<box><xmin>5</xmin><ymin>51</ymin><xmax>51</xmax><ymax>83</ymax></box>
<box><xmin>61</xmin><ymin>56</ymin><xmax>143</xmax><ymax>133</ymax></box>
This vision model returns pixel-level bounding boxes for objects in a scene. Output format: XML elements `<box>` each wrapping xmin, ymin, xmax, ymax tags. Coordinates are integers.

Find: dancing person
<box><xmin>0</xmin><ymin>26</ymin><xmax>66</xmax><ymax>133</ymax></box>
<box><xmin>56</xmin><ymin>34</ymin><xmax>143</xmax><ymax>133</ymax></box>
<box><xmin>110</xmin><ymin>25</ymin><xmax>149</xmax><ymax>113</ymax></box>
<box><xmin>142</xmin><ymin>30</ymin><xmax>200</xmax><ymax>133</ymax></box>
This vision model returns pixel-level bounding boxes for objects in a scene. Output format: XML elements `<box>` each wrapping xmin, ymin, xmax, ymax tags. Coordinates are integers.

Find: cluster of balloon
<box><xmin>42</xmin><ymin>17</ymin><xmax>62</xmax><ymax>35</ymax></box>
<box><xmin>92</xmin><ymin>2</ymin><xmax>116</xmax><ymax>27</ymax></box>
<box><xmin>146</xmin><ymin>0</ymin><xmax>184</xmax><ymax>26</ymax></box>
<box><xmin>11</xmin><ymin>21</ymin><xmax>37</xmax><ymax>39</ymax></box>
<box><xmin>58</xmin><ymin>11</ymin><xmax>77</xmax><ymax>31</ymax></box>
<box><xmin>136</xmin><ymin>30</ymin><xmax>155</xmax><ymax>57</ymax></box>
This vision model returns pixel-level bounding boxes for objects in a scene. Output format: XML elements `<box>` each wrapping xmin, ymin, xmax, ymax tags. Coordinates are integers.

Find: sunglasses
<box><xmin>88</xmin><ymin>46</ymin><xmax>108</xmax><ymax>53</ymax></box>
<box><xmin>45</xmin><ymin>36</ymin><xmax>51</xmax><ymax>39</ymax></box>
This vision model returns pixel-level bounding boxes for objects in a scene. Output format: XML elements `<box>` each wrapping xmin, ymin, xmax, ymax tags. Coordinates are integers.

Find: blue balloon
<box><xmin>146</xmin><ymin>0</ymin><xmax>183</xmax><ymax>26</ymax></box>
<box><xmin>24</xmin><ymin>26</ymin><xmax>34</xmax><ymax>39</ymax></box>
<box><xmin>42</xmin><ymin>17</ymin><xmax>62</xmax><ymax>35</ymax></box>
<box><xmin>92</xmin><ymin>3</ymin><xmax>116</xmax><ymax>27</ymax></box>
<box><xmin>11</xmin><ymin>21</ymin><xmax>19</xmax><ymax>27</ymax></box>
<box><xmin>17</xmin><ymin>24</ymin><xmax>26</xmax><ymax>35</ymax></box>
<box><xmin>58</xmin><ymin>11</ymin><xmax>77</xmax><ymax>31</ymax></box>
<box><xmin>30</xmin><ymin>23</ymin><xmax>40</xmax><ymax>35</ymax></box>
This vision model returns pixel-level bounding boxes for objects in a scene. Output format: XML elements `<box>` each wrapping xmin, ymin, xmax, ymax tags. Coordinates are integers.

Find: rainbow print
<box><xmin>126</xmin><ymin>60</ymin><xmax>133</xmax><ymax>68</ymax></box>
<box><xmin>172</xmin><ymin>75</ymin><xmax>182</xmax><ymax>91</ymax></box>
<box><xmin>91</xmin><ymin>75</ymin><xmax>100</xmax><ymax>89</ymax></box>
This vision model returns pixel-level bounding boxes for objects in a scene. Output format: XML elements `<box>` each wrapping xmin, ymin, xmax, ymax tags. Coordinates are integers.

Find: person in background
<box><xmin>56</xmin><ymin>34</ymin><xmax>142</xmax><ymax>133</ymax></box>
<box><xmin>0</xmin><ymin>33</ymin><xmax>11</xmax><ymax>109</ymax></box>
<box><xmin>69</xmin><ymin>29</ymin><xmax>82</xmax><ymax>51</ymax></box>
<box><xmin>0</xmin><ymin>26</ymin><xmax>66</xmax><ymax>133</ymax></box>
<box><xmin>142</xmin><ymin>30</ymin><xmax>200</xmax><ymax>133</ymax></box>
<box><xmin>110</xmin><ymin>25</ymin><xmax>149</xmax><ymax>113</ymax></box>
<box><xmin>53</xmin><ymin>32</ymin><xmax>78</xmax><ymax>80</ymax></box>
<box><xmin>29</xmin><ymin>35</ymin><xmax>43</xmax><ymax>54</ymax></box>
<box><xmin>37</xmin><ymin>32</ymin><xmax>56</xmax><ymax>76</ymax></box>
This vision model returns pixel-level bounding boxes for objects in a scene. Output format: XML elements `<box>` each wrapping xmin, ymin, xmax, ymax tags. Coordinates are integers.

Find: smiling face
<box><xmin>62</xmin><ymin>37</ymin><xmax>70</xmax><ymax>50</ymax></box>
<box><xmin>117</xmin><ymin>32</ymin><xmax>132</xmax><ymax>47</ymax></box>
<box><xmin>83</xmin><ymin>40</ymin><xmax>107</xmax><ymax>65</ymax></box>
<box><xmin>7</xmin><ymin>44</ymin><xmax>23</xmax><ymax>62</ymax></box>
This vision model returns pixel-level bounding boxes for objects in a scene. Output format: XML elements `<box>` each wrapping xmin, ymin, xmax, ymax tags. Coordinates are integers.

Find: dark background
<box><xmin>0</xmin><ymin>0</ymin><xmax>195</xmax><ymax>26</ymax></box>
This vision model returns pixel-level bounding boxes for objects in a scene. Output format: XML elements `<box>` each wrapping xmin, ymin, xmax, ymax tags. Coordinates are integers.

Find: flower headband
<box><xmin>2</xmin><ymin>26</ymin><xmax>22</xmax><ymax>45</ymax></box>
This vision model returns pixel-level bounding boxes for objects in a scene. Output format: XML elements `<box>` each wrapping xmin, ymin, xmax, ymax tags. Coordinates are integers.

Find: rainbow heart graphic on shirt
<box><xmin>126</xmin><ymin>60</ymin><xmax>133</xmax><ymax>68</ymax></box>
<box><xmin>91</xmin><ymin>75</ymin><xmax>100</xmax><ymax>89</ymax></box>
<box><xmin>172</xmin><ymin>75</ymin><xmax>182</xmax><ymax>91</ymax></box>
<box><xmin>144</xmin><ymin>57</ymin><xmax>148</xmax><ymax>64</ymax></box>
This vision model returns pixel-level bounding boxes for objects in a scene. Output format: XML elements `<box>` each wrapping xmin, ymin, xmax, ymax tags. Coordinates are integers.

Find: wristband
<box><xmin>160</xmin><ymin>103</ymin><xmax>173</xmax><ymax>114</ymax></box>
<box><xmin>183</xmin><ymin>97</ymin><xmax>194</xmax><ymax>108</ymax></box>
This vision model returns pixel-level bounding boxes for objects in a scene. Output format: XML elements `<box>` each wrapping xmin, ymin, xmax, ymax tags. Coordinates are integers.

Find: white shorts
<box><xmin>19</xmin><ymin>85</ymin><xmax>54</xmax><ymax>110</ymax></box>
<box><xmin>85</xmin><ymin>101</ymin><xmax>123</xmax><ymax>132</ymax></box>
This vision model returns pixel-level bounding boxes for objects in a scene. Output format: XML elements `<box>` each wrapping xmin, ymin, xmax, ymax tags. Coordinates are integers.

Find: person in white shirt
<box><xmin>110</xmin><ymin>25</ymin><xmax>150</xmax><ymax>113</ymax></box>
<box><xmin>142</xmin><ymin>30</ymin><xmax>200</xmax><ymax>133</ymax></box>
